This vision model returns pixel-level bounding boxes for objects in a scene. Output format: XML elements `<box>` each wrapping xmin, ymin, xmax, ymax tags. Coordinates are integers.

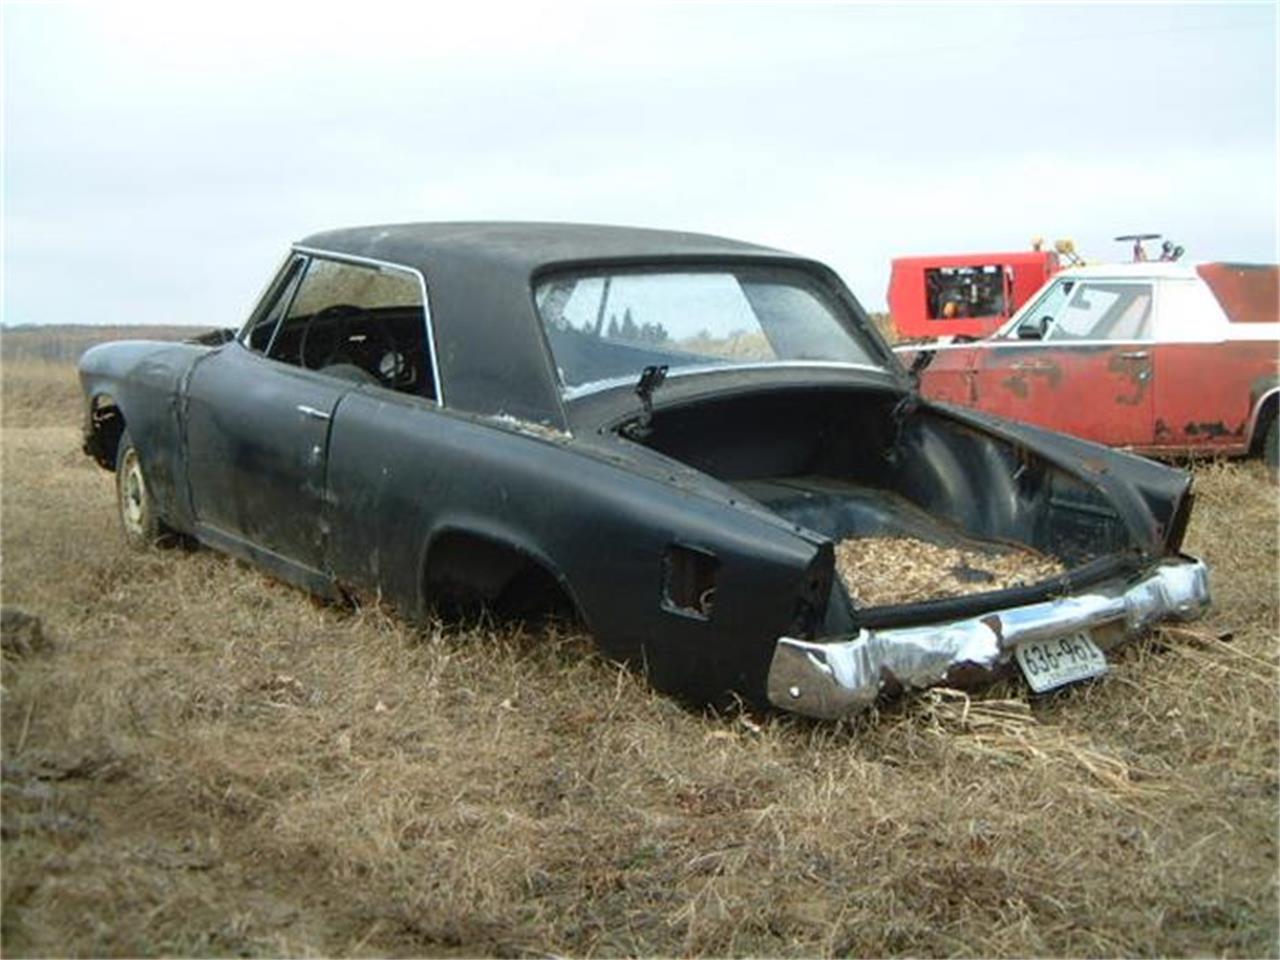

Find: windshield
<box><xmin>534</xmin><ymin>266</ymin><xmax>885</xmax><ymax>395</ymax></box>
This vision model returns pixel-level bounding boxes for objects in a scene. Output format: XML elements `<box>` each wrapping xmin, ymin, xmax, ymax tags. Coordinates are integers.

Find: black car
<box><xmin>80</xmin><ymin>223</ymin><xmax>1210</xmax><ymax>719</ymax></box>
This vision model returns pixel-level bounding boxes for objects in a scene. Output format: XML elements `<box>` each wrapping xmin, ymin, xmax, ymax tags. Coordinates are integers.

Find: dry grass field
<box><xmin>1</xmin><ymin>325</ymin><xmax>216</xmax><ymax>365</ymax></box>
<box><xmin>1</xmin><ymin>355</ymin><xmax>1277</xmax><ymax>957</ymax></box>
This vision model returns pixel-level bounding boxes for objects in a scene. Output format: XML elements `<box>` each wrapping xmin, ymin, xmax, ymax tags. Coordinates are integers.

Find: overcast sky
<box><xmin>3</xmin><ymin>1</ymin><xmax>1276</xmax><ymax>326</ymax></box>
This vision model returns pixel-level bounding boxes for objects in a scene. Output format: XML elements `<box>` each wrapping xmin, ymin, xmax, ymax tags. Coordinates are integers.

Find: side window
<box><xmin>1045</xmin><ymin>282</ymin><xmax>1153</xmax><ymax>342</ymax></box>
<box><xmin>265</xmin><ymin>256</ymin><xmax>436</xmax><ymax>400</ymax></box>
<box><xmin>1009</xmin><ymin>280</ymin><xmax>1074</xmax><ymax>339</ymax></box>
<box><xmin>243</xmin><ymin>256</ymin><xmax>305</xmax><ymax>353</ymax></box>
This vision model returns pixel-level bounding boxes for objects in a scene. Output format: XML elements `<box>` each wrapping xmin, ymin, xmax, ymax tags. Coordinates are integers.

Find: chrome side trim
<box><xmin>767</xmin><ymin>559</ymin><xmax>1211</xmax><ymax>720</ymax></box>
<box><xmin>292</xmin><ymin>245</ymin><xmax>446</xmax><ymax>407</ymax></box>
<box><xmin>296</xmin><ymin>404</ymin><xmax>331</xmax><ymax>421</ymax></box>
<box><xmin>892</xmin><ymin>338</ymin><xmax>1163</xmax><ymax>354</ymax></box>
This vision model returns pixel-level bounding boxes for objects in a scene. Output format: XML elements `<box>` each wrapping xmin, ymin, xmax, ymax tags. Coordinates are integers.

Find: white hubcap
<box><xmin>121</xmin><ymin>450</ymin><xmax>146</xmax><ymax>534</ymax></box>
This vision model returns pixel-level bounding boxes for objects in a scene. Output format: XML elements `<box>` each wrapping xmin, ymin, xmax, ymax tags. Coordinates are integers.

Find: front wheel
<box><xmin>115</xmin><ymin>429</ymin><xmax>164</xmax><ymax>547</ymax></box>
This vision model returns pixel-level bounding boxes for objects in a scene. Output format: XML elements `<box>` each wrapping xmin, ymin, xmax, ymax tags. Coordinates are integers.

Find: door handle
<box><xmin>1011</xmin><ymin>360</ymin><xmax>1052</xmax><ymax>371</ymax></box>
<box><xmin>296</xmin><ymin>404</ymin><xmax>331</xmax><ymax>421</ymax></box>
<box><xmin>1117</xmin><ymin>351</ymin><xmax>1150</xmax><ymax>360</ymax></box>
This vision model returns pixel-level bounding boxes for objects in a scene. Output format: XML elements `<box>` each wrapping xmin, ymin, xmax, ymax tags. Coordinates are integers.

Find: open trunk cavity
<box><xmin>630</xmin><ymin>386</ymin><xmax>1136</xmax><ymax>615</ymax></box>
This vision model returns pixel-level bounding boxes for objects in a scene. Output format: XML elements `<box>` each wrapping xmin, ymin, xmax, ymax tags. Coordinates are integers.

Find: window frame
<box><xmin>999</xmin><ymin>276</ymin><xmax>1159</xmax><ymax>345</ymax></box>
<box><xmin>530</xmin><ymin>262</ymin><xmax>891</xmax><ymax>397</ymax></box>
<box><xmin>242</xmin><ymin>246</ymin><xmax>444</xmax><ymax>405</ymax></box>
<box><xmin>239</xmin><ymin>252</ymin><xmax>306</xmax><ymax>353</ymax></box>
<box><xmin>1003</xmin><ymin>277</ymin><xmax>1075</xmax><ymax>340</ymax></box>
<box><xmin>1041</xmin><ymin>280</ymin><xmax>1154</xmax><ymax>343</ymax></box>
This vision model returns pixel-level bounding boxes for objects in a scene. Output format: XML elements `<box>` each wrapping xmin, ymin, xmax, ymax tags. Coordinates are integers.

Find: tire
<box><xmin>115</xmin><ymin>429</ymin><xmax>164</xmax><ymax>547</ymax></box>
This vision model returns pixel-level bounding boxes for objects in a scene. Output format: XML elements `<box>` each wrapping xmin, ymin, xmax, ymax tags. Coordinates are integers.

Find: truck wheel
<box><xmin>115</xmin><ymin>429</ymin><xmax>164</xmax><ymax>547</ymax></box>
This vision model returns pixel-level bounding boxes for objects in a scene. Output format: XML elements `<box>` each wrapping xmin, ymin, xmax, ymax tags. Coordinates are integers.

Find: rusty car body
<box><xmin>897</xmin><ymin>261</ymin><xmax>1280</xmax><ymax>465</ymax></box>
<box><xmin>79</xmin><ymin>223</ymin><xmax>1211</xmax><ymax>719</ymax></box>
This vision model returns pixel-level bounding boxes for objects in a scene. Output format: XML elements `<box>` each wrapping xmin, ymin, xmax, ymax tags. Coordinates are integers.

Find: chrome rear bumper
<box><xmin>767</xmin><ymin>559</ymin><xmax>1210</xmax><ymax>720</ymax></box>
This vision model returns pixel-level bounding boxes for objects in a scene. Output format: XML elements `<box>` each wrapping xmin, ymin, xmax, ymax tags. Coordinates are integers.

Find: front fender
<box><xmin>78</xmin><ymin>340</ymin><xmax>211</xmax><ymax>532</ymax></box>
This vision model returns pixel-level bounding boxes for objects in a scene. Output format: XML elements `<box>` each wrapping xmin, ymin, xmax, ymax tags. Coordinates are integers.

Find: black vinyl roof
<box><xmin>289</xmin><ymin>221</ymin><xmax>878</xmax><ymax>430</ymax></box>
<box><xmin>297</xmin><ymin>221</ymin><xmax>792</xmax><ymax>274</ymax></box>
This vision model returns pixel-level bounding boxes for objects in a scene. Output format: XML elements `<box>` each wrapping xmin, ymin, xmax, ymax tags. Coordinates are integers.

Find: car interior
<box><xmin>267</xmin><ymin>304</ymin><xmax>435</xmax><ymax>399</ymax></box>
<box><xmin>244</xmin><ymin>255</ymin><xmax>437</xmax><ymax>400</ymax></box>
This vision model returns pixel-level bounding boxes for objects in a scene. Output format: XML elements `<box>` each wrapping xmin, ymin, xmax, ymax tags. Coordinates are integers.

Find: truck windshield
<box><xmin>534</xmin><ymin>265</ymin><xmax>885</xmax><ymax>395</ymax></box>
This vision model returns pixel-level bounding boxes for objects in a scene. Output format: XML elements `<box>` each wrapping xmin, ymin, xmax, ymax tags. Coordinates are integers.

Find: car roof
<box><xmin>1058</xmin><ymin>261</ymin><xmax>1214</xmax><ymax>281</ymax></box>
<box><xmin>297</xmin><ymin>221</ymin><xmax>790</xmax><ymax>272</ymax></box>
<box><xmin>291</xmin><ymin>222</ymin><xmax>849</xmax><ymax>429</ymax></box>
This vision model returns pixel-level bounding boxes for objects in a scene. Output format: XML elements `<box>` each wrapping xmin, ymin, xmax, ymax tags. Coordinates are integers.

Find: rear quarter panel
<box><xmin>1148</xmin><ymin>275</ymin><xmax>1279</xmax><ymax>454</ymax></box>
<box><xmin>1153</xmin><ymin>340</ymin><xmax>1279</xmax><ymax>453</ymax></box>
<box><xmin>323</xmin><ymin>389</ymin><xmax>823</xmax><ymax>704</ymax></box>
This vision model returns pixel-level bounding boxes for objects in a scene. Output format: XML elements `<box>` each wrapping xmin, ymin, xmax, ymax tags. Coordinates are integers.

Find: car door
<box><xmin>186</xmin><ymin>343</ymin><xmax>348</xmax><ymax>571</ymax></box>
<box><xmin>186</xmin><ymin>249</ymin><xmax>439</xmax><ymax>584</ymax></box>
<box><xmin>967</xmin><ymin>277</ymin><xmax>1157</xmax><ymax>448</ymax></box>
<box><xmin>184</xmin><ymin>254</ymin><xmax>349</xmax><ymax>574</ymax></box>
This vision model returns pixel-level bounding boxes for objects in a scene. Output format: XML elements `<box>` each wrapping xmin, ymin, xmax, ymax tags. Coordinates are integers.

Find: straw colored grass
<box><xmin>1</xmin><ymin>356</ymin><xmax>1276</xmax><ymax>957</ymax></box>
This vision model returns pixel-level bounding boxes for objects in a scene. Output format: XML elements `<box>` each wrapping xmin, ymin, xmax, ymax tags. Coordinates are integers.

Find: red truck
<box><xmin>888</xmin><ymin>249</ymin><xmax>1061</xmax><ymax>341</ymax></box>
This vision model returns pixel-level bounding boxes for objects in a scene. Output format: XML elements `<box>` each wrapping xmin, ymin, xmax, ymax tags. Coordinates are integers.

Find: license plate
<box><xmin>1015</xmin><ymin>631</ymin><xmax>1108</xmax><ymax>693</ymax></box>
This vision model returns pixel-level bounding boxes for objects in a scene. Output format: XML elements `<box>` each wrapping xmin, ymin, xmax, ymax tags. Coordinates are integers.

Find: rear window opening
<box><xmin>534</xmin><ymin>265</ymin><xmax>885</xmax><ymax>395</ymax></box>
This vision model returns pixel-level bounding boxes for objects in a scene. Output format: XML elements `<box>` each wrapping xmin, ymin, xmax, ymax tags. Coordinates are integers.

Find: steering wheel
<box><xmin>299</xmin><ymin>306</ymin><xmax>399</xmax><ymax>385</ymax></box>
<box><xmin>299</xmin><ymin>304</ymin><xmax>360</xmax><ymax>370</ymax></box>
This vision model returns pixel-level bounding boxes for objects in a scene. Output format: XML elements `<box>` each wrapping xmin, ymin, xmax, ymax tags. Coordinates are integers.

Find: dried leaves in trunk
<box><xmin>835</xmin><ymin>536</ymin><xmax>1066</xmax><ymax>608</ymax></box>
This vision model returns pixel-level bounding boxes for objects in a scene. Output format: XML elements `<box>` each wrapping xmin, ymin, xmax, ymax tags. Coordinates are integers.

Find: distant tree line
<box><xmin>604</xmin><ymin>307</ymin><xmax>669</xmax><ymax>343</ymax></box>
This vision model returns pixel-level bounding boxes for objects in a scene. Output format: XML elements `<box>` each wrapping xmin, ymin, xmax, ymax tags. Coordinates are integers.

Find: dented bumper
<box><xmin>767</xmin><ymin>559</ymin><xmax>1211</xmax><ymax>720</ymax></box>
